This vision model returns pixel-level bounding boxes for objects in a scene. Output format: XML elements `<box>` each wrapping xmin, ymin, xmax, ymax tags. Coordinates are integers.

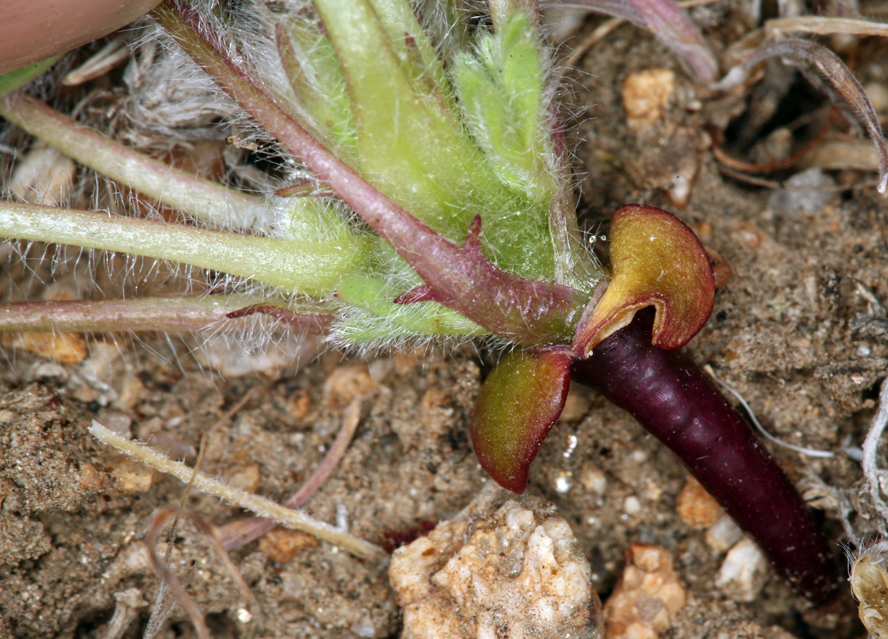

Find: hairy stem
<box><xmin>0</xmin><ymin>201</ymin><xmax>365</xmax><ymax>294</ymax></box>
<box><xmin>572</xmin><ymin>312</ymin><xmax>839</xmax><ymax>604</ymax></box>
<box><xmin>0</xmin><ymin>295</ymin><xmax>333</xmax><ymax>333</ymax></box>
<box><xmin>153</xmin><ymin>1</ymin><xmax>586</xmax><ymax>345</ymax></box>
<box><xmin>0</xmin><ymin>91</ymin><xmax>265</xmax><ymax>228</ymax></box>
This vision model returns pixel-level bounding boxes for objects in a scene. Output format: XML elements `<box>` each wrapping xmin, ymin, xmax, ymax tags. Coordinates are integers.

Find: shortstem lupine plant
<box><xmin>0</xmin><ymin>0</ymin><xmax>840</xmax><ymax>603</ymax></box>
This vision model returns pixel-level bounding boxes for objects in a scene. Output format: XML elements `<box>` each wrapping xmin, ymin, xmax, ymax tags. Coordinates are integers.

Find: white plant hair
<box><xmin>1</xmin><ymin>0</ymin><xmax>606</xmax><ymax>376</ymax></box>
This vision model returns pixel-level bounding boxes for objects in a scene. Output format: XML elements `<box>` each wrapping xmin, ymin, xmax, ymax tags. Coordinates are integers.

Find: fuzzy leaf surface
<box><xmin>156</xmin><ymin>4</ymin><xmax>588</xmax><ymax>344</ymax></box>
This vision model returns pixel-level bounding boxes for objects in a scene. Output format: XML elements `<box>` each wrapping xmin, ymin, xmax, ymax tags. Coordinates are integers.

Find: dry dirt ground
<box><xmin>2</xmin><ymin>3</ymin><xmax>888</xmax><ymax>638</ymax></box>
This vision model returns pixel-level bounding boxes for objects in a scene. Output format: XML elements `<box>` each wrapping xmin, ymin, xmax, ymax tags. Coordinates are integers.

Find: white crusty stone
<box><xmin>705</xmin><ymin>515</ymin><xmax>743</xmax><ymax>553</ymax></box>
<box><xmin>389</xmin><ymin>482</ymin><xmax>602</xmax><ymax>639</ymax></box>
<box><xmin>851</xmin><ymin>540</ymin><xmax>888</xmax><ymax>639</ymax></box>
<box><xmin>715</xmin><ymin>537</ymin><xmax>770</xmax><ymax>603</ymax></box>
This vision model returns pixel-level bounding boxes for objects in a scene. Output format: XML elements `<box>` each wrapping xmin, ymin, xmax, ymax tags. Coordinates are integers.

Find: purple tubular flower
<box><xmin>571</xmin><ymin>311</ymin><xmax>839</xmax><ymax>604</ymax></box>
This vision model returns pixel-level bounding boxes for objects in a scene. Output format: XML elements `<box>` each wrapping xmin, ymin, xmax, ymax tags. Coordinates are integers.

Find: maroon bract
<box><xmin>472</xmin><ymin>203</ymin><xmax>716</xmax><ymax>494</ymax></box>
<box><xmin>470</xmin><ymin>205</ymin><xmax>838</xmax><ymax>604</ymax></box>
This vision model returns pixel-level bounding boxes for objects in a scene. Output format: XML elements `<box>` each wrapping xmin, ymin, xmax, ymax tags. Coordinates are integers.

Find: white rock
<box><xmin>715</xmin><ymin>537</ymin><xmax>770</xmax><ymax>602</ymax></box>
<box><xmin>580</xmin><ymin>467</ymin><xmax>607</xmax><ymax>495</ymax></box>
<box><xmin>768</xmin><ymin>167</ymin><xmax>836</xmax><ymax>216</ymax></box>
<box><xmin>389</xmin><ymin>482</ymin><xmax>602</xmax><ymax>639</ymax></box>
<box><xmin>705</xmin><ymin>515</ymin><xmax>744</xmax><ymax>553</ymax></box>
<box><xmin>623</xmin><ymin>496</ymin><xmax>642</xmax><ymax>516</ymax></box>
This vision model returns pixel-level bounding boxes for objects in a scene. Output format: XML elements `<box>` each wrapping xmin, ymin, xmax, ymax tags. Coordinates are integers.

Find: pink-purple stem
<box><xmin>571</xmin><ymin>312</ymin><xmax>839</xmax><ymax>604</ymax></box>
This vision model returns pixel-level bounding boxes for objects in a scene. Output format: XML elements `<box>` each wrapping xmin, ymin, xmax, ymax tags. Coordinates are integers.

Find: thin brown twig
<box><xmin>146</xmin><ymin>508</ymin><xmax>258</xmax><ymax>639</ymax></box>
<box><xmin>216</xmin><ymin>386</ymin><xmax>260</xmax><ymax>430</ymax></box>
<box><xmin>710</xmin><ymin>109</ymin><xmax>839</xmax><ymax>174</ymax></box>
<box><xmin>145</xmin><ymin>414</ymin><xmax>213</xmax><ymax>639</ymax></box>
<box><xmin>559</xmin><ymin>17</ymin><xmax>623</xmax><ymax>76</ymax></box>
<box><xmin>717</xmin><ymin>164</ymin><xmax>881</xmax><ymax>191</ymax></box>
<box><xmin>219</xmin><ymin>397</ymin><xmax>364</xmax><ymax>550</ymax></box>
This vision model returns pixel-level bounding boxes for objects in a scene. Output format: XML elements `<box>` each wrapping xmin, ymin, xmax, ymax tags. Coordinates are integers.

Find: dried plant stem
<box><xmin>89</xmin><ymin>421</ymin><xmax>388</xmax><ymax>563</ymax></box>
<box><xmin>145</xmin><ymin>439</ymin><xmax>208</xmax><ymax>639</ymax></box>
<box><xmin>0</xmin><ymin>91</ymin><xmax>264</xmax><ymax>228</ymax></box>
<box><xmin>0</xmin><ymin>200</ymin><xmax>363</xmax><ymax>294</ymax></box>
<box><xmin>718</xmin><ymin>38</ymin><xmax>888</xmax><ymax>193</ymax></box>
<box><xmin>569</xmin><ymin>0</ymin><xmax>718</xmax><ymax>83</ymax></box>
<box><xmin>559</xmin><ymin>17</ymin><xmax>623</xmax><ymax>74</ymax></box>
<box><xmin>765</xmin><ymin>16</ymin><xmax>888</xmax><ymax>39</ymax></box>
<box><xmin>711</xmin><ymin>109</ymin><xmax>838</xmax><ymax>174</ymax></box>
<box><xmin>220</xmin><ymin>398</ymin><xmax>364</xmax><ymax>550</ymax></box>
<box><xmin>146</xmin><ymin>508</ymin><xmax>257</xmax><ymax>639</ymax></box>
<box><xmin>862</xmin><ymin>378</ymin><xmax>888</xmax><ymax>530</ymax></box>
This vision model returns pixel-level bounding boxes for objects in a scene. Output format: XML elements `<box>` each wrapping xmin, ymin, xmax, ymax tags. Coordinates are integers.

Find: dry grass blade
<box><xmin>144</xmin><ymin>436</ymin><xmax>208</xmax><ymax>639</ymax></box>
<box><xmin>219</xmin><ymin>397</ymin><xmax>364</xmax><ymax>551</ymax></box>
<box><xmin>559</xmin><ymin>17</ymin><xmax>623</xmax><ymax>75</ymax></box>
<box><xmin>741</xmin><ymin>39</ymin><xmax>888</xmax><ymax>193</ymax></box>
<box><xmin>562</xmin><ymin>0</ymin><xmax>718</xmax><ymax>83</ymax></box>
<box><xmin>62</xmin><ymin>36</ymin><xmax>130</xmax><ymax>86</ymax></box>
<box><xmin>765</xmin><ymin>16</ymin><xmax>888</xmax><ymax>39</ymax></box>
<box><xmin>862</xmin><ymin>378</ymin><xmax>888</xmax><ymax>532</ymax></box>
<box><xmin>89</xmin><ymin>421</ymin><xmax>388</xmax><ymax>562</ymax></box>
<box><xmin>802</xmin><ymin>138</ymin><xmax>885</xmax><ymax>174</ymax></box>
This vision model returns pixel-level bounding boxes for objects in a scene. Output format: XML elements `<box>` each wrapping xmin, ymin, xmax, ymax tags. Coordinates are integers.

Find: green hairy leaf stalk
<box><xmin>1</xmin><ymin>0</ymin><xmax>604</xmax><ymax>348</ymax></box>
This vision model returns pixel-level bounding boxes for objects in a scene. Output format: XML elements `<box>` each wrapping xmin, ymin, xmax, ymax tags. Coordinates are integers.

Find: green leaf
<box><xmin>470</xmin><ymin>347</ymin><xmax>573</xmax><ymax>493</ymax></box>
<box><xmin>276</xmin><ymin>21</ymin><xmax>356</xmax><ymax>155</ymax></box>
<box><xmin>275</xmin><ymin>196</ymin><xmax>352</xmax><ymax>243</ymax></box>
<box><xmin>365</xmin><ymin>0</ymin><xmax>451</xmax><ymax>99</ymax></box>
<box><xmin>453</xmin><ymin>12</ymin><xmax>549</xmax><ymax>198</ymax></box>
<box><xmin>335</xmin><ymin>274</ymin><xmax>486</xmax><ymax>342</ymax></box>
<box><xmin>0</xmin><ymin>56</ymin><xmax>58</xmax><ymax>97</ymax></box>
<box><xmin>314</xmin><ymin>0</ymin><xmax>497</xmax><ymax>239</ymax></box>
<box><xmin>309</xmin><ymin>0</ymin><xmax>563</xmax><ymax>281</ymax></box>
<box><xmin>500</xmin><ymin>13</ymin><xmax>543</xmax><ymax>150</ymax></box>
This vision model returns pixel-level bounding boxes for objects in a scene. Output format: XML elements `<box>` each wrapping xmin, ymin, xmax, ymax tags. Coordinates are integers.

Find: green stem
<box><xmin>0</xmin><ymin>201</ymin><xmax>365</xmax><ymax>295</ymax></box>
<box><xmin>0</xmin><ymin>91</ymin><xmax>265</xmax><ymax>228</ymax></box>
<box><xmin>0</xmin><ymin>295</ymin><xmax>333</xmax><ymax>333</ymax></box>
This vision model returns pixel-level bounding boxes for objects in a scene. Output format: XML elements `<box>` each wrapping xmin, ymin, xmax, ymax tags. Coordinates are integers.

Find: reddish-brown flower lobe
<box><xmin>576</xmin><ymin>204</ymin><xmax>714</xmax><ymax>354</ymax></box>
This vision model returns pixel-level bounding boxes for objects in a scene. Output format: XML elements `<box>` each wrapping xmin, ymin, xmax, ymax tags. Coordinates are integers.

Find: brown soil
<box><xmin>2</xmin><ymin>4</ymin><xmax>887</xmax><ymax>638</ymax></box>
